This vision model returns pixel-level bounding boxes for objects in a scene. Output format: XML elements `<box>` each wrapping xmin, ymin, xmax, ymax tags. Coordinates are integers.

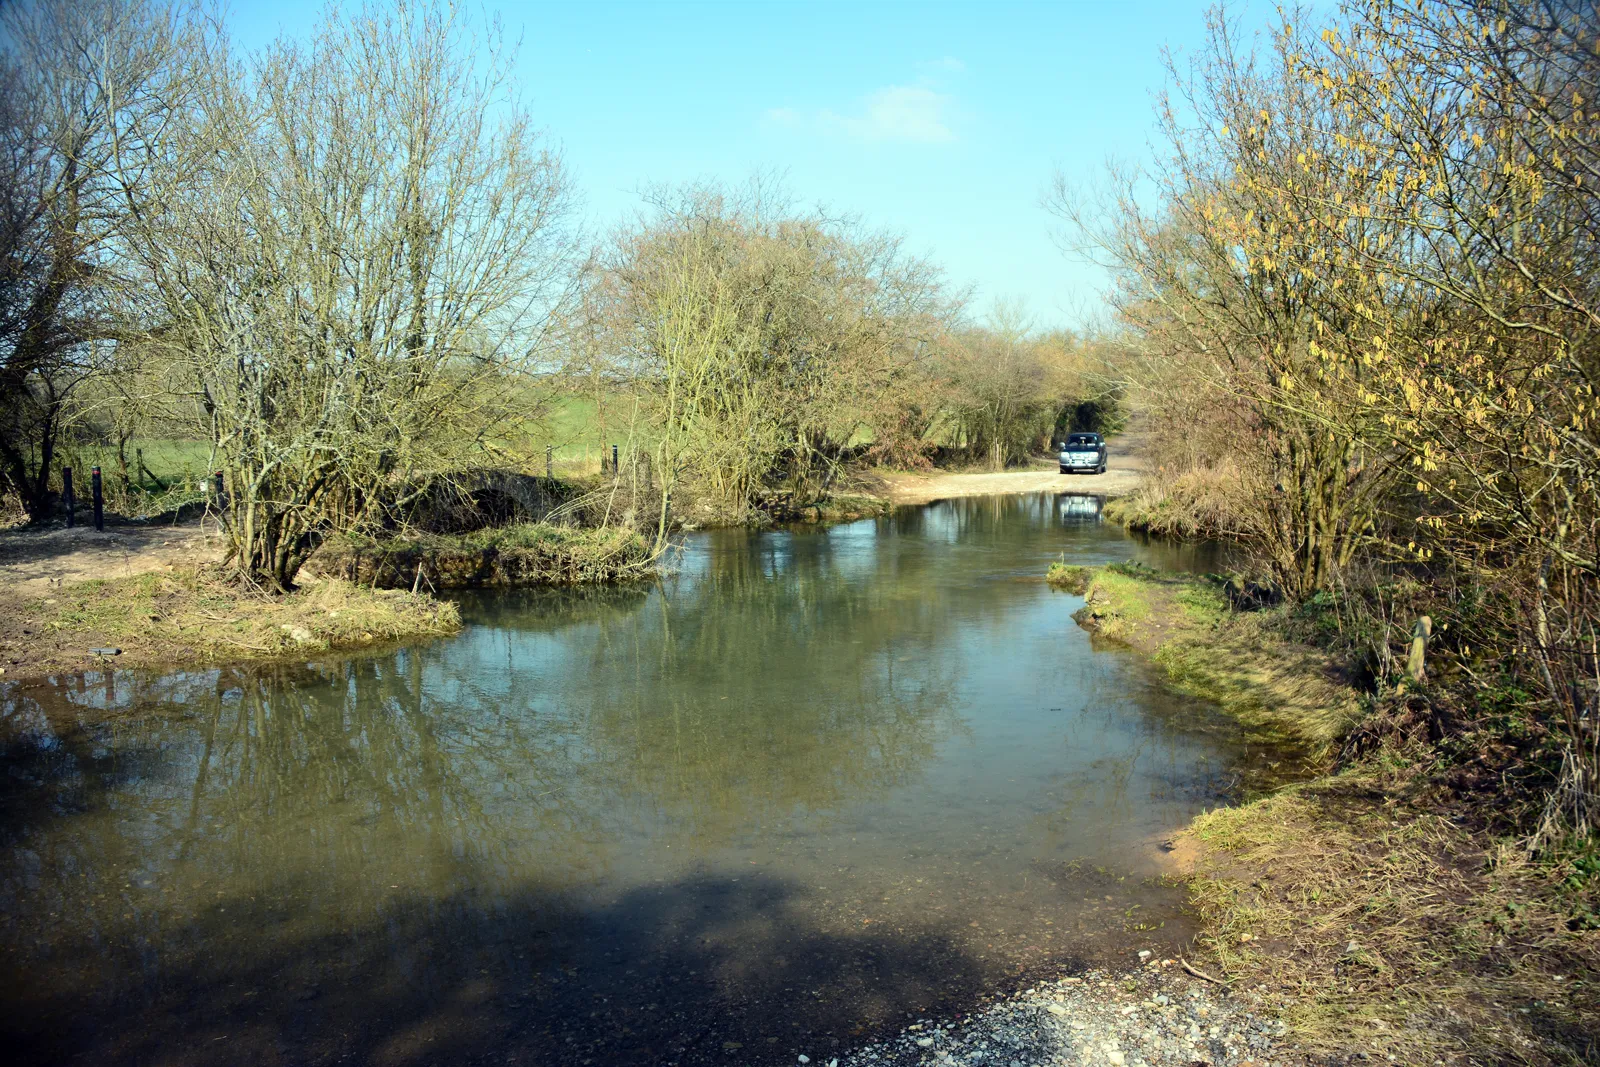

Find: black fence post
<box><xmin>545</xmin><ymin>445</ymin><xmax>553</xmax><ymax>479</ymax></box>
<box><xmin>63</xmin><ymin>467</ymin><xmax>74</xmax><ymax>528</ymax></box>
<box><xmin>612</xmin><ymin>444</ymin><xmax>619</xmax><ymax>475</ymax></box>
<box><xmin>90</xmin><ymin>466</ymin><xmax>104</xmax><ymax>531</ymax></box>
<box><xmin>214</xmin><ymin>471</ymin><xmax>226</xmax><ymax>513</ymax></box>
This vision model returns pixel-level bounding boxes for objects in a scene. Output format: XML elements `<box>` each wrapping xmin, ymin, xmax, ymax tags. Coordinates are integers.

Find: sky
<box><xmin>229</xmin><ymin>1</ymin><xmax>1279</xmax><ymax>331</ymax></box>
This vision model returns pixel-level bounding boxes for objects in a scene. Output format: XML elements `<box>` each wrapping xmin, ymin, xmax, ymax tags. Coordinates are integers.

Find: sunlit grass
<box><xmin>37</xmin><ymin>568</ymin><xmax>459</xmax><ymax>662</ymax></box>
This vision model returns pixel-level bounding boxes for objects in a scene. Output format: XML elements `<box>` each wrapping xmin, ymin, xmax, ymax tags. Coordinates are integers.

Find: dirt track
<box><xmin>0</xmin><ymin>520</ymin><xmax>222</xmax><ymax>603</ymax></box>
<box><xmin>866</xmin><ymin>430</ymin><xmax>1147</xmax><ymax>506</ymax></box>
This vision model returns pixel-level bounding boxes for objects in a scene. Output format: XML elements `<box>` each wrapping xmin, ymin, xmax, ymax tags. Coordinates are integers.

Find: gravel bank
<box><xmin>779</xmin><ymin>960</ymin><xmax>1296</xmax><ymax>1067</ymax></box>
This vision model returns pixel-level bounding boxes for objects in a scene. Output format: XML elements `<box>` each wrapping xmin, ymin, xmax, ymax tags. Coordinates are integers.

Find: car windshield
<box><xmin>1065</xmin><ymin>435</ymin><xmax>1098</xmax><ymax>446</ymax></box>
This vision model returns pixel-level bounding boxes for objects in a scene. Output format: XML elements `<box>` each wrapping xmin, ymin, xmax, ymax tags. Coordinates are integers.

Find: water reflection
<box><xmin>1</xmin><ymin>493</ymin><xmax>1271</xmax><ymax>1065</ymax></box>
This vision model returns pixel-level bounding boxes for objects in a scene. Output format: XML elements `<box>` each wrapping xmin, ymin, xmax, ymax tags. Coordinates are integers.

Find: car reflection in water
<box><xmin>1057</xmin><ymin>493</ymin><xmax>1104</xmax><ymax>524</ymax></box>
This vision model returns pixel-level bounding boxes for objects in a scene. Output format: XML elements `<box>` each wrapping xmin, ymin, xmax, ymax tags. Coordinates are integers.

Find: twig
<box><xmin>1179</xmin><ymin>957</ymin><xmax>1226</xmax><ymax>985</ymax></box>
<box><xmin>215</xmin><ymin>636</ymin><xmax>273</xmax><ymax>651</ymax></box>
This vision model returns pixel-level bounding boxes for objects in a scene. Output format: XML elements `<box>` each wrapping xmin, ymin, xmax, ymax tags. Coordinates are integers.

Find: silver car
<box><xmin>1058</xmin><ymin>432</ymin><xmax>1108</xmax><ymax>474</ymax></box>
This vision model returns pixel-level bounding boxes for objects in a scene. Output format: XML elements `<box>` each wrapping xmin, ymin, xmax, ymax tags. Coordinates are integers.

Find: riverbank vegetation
<box><xmin>1188</xmin><ymin>772</ymin><xmax>1600</xmax><ymax>1063</ymax></box>
<box><xmin>1051</xmin><ymin>0</ymin><xmax>1600</xmax><ymax>1057</ymax></box>
<box><xmin>307</xmin><ymin>524</ymin><xmax>653</xmax><ymax>589</ymax></box>
<box><xmin>6</xmin><ymin>568</ymin><xmax>458</xmax><ymax>677</ymax></box>
<box><xmin>1071</xmin><ymin>565</ymin><xmax>1360</xmax><ymax>751</ymax></box>
<box><xmin>1065</xmin><ymin>557</ymin><xmax>1600</xmax><ymax>1058</ymax></box>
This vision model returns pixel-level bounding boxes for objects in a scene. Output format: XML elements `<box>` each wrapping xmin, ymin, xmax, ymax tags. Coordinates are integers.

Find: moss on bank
<box><xmin>4</xmin><ymin>568</ymin><xmax>459</xmax><ymax>679</ymax></box>
<box><xmin>1044</xmin><ymin>561</ymin><xmax>1091</xmax><ymax>594</ymax></box>
<box><xmin>308</xmin><ymin>523</ymin><xmax>654</xmax><ymax>588</ymax></box>
<box><xmin>1069</xmin><ymin>563</ymin><xmax>1360</xmax><ymax>751</ymax></box>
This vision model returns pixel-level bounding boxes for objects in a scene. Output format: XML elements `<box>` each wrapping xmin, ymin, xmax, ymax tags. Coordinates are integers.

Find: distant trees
<box><xmin>2</xmin><ymin>1</ymin><xmax>1120</xmax><ymax>587</ymax></box>
<box><xmin>589</xmin><ymin>182</ymin><xmax>960</xmax><ymax>527</ymax></box>
<box><xmin>942</xmin><ymin>303</ymin><xmax>1103</xmax><ymax>470</ymax></box>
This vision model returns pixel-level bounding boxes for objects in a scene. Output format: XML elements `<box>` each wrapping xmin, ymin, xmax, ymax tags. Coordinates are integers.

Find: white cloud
<box><xmin>825</xmin><ymin>85</ymin><xmax>956</xmax><ymax>143</ymax></box>
<box><xmin>770</xmin><ymin>83</ymin><xmax>957</xmax><ymax>144</ymax></box>
<box><xmin>763</xmin><ymin>106</ymin><xmax>803</xmax><ymax>127</ymax></box>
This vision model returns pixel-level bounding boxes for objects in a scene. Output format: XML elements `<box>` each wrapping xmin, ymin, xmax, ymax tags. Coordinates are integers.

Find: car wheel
<box><xmin>1059</xmin><ymin>467</ymin><xmax>1069</xmax><ymax>474</ymax></box>
<box><xmin>1098</xmin><ymin>461</ymin><xmax>1107</xmax><ymax>474</ymax></box>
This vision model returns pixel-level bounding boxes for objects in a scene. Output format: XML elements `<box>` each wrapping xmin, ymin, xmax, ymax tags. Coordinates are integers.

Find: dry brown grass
<box><xmin>1185</xmin><ymin>767</ymin><xmax>1600</xmax><ymax>1065</ymax></box>
<box><xmin>1063</xmin><ymin>566</ymin><xmax>1600</xmax><ymax>1063</ymax></box>
<box><xmin>3</xmin><ymin>567</ymin><xmax>459</xmax><ymax>678</ymax></box>
<box><xmin>1103</xmin><ymin>458</ymin><xmax>1264</xmax><ymax>541</ymax></box>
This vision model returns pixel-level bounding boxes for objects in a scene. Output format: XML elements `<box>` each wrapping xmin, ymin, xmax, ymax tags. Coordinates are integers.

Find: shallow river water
<box><xmin>0</xmin><ymin>493</ymin><xmax>1278</xmax><ymax>1066</ymax></box>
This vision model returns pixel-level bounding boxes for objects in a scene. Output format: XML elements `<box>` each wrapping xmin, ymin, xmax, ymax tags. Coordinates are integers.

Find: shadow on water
<box><xmin>2</xmin><ymin>493</ymin><xmax>1277</xmax><ymax>1065</ymax></box>
<box><xmin>10</xmin><ymin>853</ymin><xmax>999</xmax><ymax>1066</ymax></box>
<box><xmin>2</xmin><ymin>664</ymin><xmax>1057</xmax><ymax>1066</ymax></box>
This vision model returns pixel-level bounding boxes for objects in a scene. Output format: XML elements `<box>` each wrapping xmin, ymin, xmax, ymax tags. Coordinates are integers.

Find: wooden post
<box><xmin>1406</xmin><ymin>616</ymin><xmax>1432</xmax><ymax>685</ymax></box>
<box><xmin>214</xmin><ymin>470</ymin><xmax>226</xmax><ymax>514</ymax></box>
<box><xmin>62</xmin><ymin>467</ymin><xmax>74</xmax><ymax>528</ymax></box>
<box><xmin>612</xmin><ymin>444</ymin><xmax>619</xmax><ymax>476</ymax></box>
<box><xmin>135</xmin><ymin>448</ymin><xmax>144</xmax><ymax>491</ymax></box>
<box><xmin>545</xmin><ymin>445</ymin><xmax>553</xmax><ymax>479</ymax></box>
<box><xmin>90</xmin><ymin>467</ymin><xmax>104</xmax><ymax>531</ymax></box>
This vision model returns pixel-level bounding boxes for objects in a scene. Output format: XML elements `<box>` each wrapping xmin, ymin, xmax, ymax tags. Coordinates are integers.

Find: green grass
<box><xmin>493</xmin><ymin>391</ymin><xmax>663</xmax><ymax>476</ymax></box>
<box><xmin>56</xmin><ymin>437</ymin><xmax>214</xmax><ymax>481</ymax></box>
<box><xmin>1076</xmin><ymin>568</ymin><xmax>1157</xmax><ymax>631</ymax></box>
<box><xmin>1044</xmin><ymin>561</ymin><xmax>1092</xmax><ymax>594</ymax></box>
<box><xmin>47</xmin><ymin>437</ymin><xmax>215</xmax><ymax>519</ymax></box>
<box><xmin>1070</xmin><ymin>565</ymin><xmax>1360</xmax><ymax>751</ymax></box>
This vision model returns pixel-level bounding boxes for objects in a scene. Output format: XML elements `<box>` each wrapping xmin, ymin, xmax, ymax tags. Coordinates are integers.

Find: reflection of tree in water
<box><xmin>437</xmin><ymin>524</ymin><xmax>970</xmax><ymax>848</ymax></box>
<box><xmin>0</xmin><ymin>518</ymin><xmax>987</xmax><ymax>1064</ymax></box>
<box><xmin>0</xmin><ymin>658</ymin><xmax>619</xmax><ymax>996</ymax></box>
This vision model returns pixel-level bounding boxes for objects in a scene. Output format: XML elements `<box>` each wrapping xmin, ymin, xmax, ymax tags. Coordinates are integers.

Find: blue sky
<box><xmin>231</xmin><ymin>1</ymin><xmax>1277</xmax><ymax>330</ymax></box>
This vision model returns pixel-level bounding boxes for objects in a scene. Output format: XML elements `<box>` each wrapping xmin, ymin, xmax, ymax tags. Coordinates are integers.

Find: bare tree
<box><xmin>0</xmin><ymin>0</ymin><xmax>192</xmax><ymax>521</ymax></box>
<box><xmin>942</xmin><ymin>301</ymin><xmax>1090</xmax><ymax>470</ymax></box>
<box><xmin>1050</xmin><ymin>8</ymin><xmax>1405</xmax><ymax>597</ymax></box>
<box><xmin>591</xmin><ymin>180</ymin><xmax>958</xmax><ymax>527</ymax></box>
<box><xmin>128</xmin><ymin>1</ymin><xmax>580</xmax><ymax>588</ymax></box>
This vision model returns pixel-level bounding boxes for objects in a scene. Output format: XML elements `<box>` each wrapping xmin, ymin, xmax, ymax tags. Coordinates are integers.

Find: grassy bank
<box><xmin>1100</xmin><ymin>463</ymin><xmax>1261</xmax><ymax>542</ymax></box>
<box><xmin>3</xmin><ymin>568</ymin><xmax>459</xmax><ymax>679</ymax></box>
<box><xmin>1068</xmin><ymin>563</ymin><xmax>1359</xmax><ymax>751</ymax></box>
<box><xmin>1184</xmin><ymin>768</ymin><xmax>1600</xmax><ymax>1063</ymax></box>
<box><xmin>307</xmin><ymin>522</ymin><xmax>655</xmax><ymax>588</ymax></box>
<box><xmin>1055</xmin><ymin>563</ymin><xmax>1600</xmax><ymax>1062</ymax></box>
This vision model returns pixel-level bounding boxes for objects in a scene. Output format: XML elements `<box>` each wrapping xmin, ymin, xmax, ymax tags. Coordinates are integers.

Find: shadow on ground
<box><xmin>4</xmin><ymin>869</ymin><xmax>1038</xmax><ymax>1067</ymax></box>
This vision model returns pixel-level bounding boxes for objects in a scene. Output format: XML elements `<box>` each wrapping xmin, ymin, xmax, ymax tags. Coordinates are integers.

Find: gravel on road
<box><xmin>778</xmin><ymin>960</ymin><xmax>1301</xmax><ymax>1067</ymax></box>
